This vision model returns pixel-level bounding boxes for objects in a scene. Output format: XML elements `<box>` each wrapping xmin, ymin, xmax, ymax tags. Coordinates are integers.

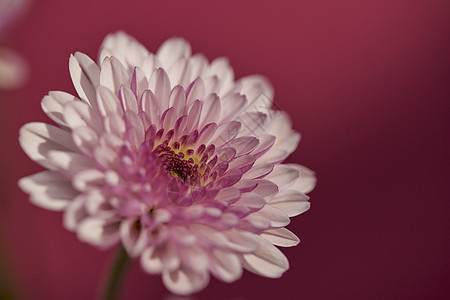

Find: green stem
<box><xmin>101</xmin><ymin>245</ymin><xmax>130</xmax><ymax>300</ymax></box>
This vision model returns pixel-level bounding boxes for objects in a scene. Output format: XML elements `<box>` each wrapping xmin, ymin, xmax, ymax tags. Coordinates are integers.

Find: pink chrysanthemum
<box><xmin>18</xmin><ymin>31</ymin><xmax>316</xmax><ymax>295</ymax></box>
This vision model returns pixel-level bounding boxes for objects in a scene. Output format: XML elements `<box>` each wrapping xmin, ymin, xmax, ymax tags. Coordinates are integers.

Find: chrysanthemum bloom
<box><xmin>19</xmin><ymin>32</ymin><xmax>316</xmax><ymax>295</ymax></box>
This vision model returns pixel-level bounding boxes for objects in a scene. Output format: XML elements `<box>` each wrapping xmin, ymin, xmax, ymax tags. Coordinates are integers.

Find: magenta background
<box><xmin>0</xmin><ymin>0</ymin><xmax>449</xmax><ymax>299</ymax></box>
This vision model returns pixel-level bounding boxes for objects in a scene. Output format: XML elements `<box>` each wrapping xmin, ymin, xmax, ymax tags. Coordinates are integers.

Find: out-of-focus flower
<box><xmin>0</xmin><ymin>46</ymin><xmax>27</xmax><ymax>88</ymax></box>
<box><xmin>18</xmin><ymin>32</ymin><xmax>316</xmax><ymax>295</ymax></box>
<box><xmin>0</xmin><ymin>0</ymin><xmax>30</xmax><ymax>89</ymax></box>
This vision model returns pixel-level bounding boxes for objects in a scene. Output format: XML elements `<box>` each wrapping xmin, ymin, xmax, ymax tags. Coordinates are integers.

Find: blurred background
<box><xmin>0</xmin><ymin>0</ymin><xmax>449</xmax><ymax>299</ymax></box>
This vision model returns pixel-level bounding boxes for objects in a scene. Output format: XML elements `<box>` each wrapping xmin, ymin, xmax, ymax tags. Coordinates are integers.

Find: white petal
<box><xmin>96</xmin><ymin>86</ymin><xmax>123</xmax><ymax>117</ymax></box>
<box><xmin>148</xmin><ymin>68</ymin><xmax>171</xmax><ymax>111</ymax></box>
<box><xmin>157</xmin><ymin>37</ymin><xmax>191</xmax><ymax>69</ymax></box>
<box><xmin>263</xmin><ymin>111</ymin><xmax>300</xmax><ymax>157</ymax></box>
<box><xmin>190</xmin><ymin>224</ymin><xmax>228</xmax><ymax>247</ymax></box>
<box><xmin>19</xmin><ymin>122</ymin><xmax>78</xmax><ymax>170</ymax></box>
<box><xmin>233</xmin><ymin>193</ymin><xmax>265</xmax><ymax>212</ymax></box>
<box><xmin>186</xmin><ymin>78</ymin><xmax>205</xmax><ymax>106</ymax></box>
<box><xmin>219</xmin><ymin>93</ymin><xmax>247</xmax><ymax>123</ymax></box>
<box><xmin>140</xmin><ymin>89</ymin><xmax>160</xmax><ymax>125</ymax></box>
<box><xmin>161</xmin><ymin>107</ymin><xmax>177</xmax><ymax>131</ymax></box>
<box><xmin>198</xmin><ymin>93</ymin><xmax>221</xmax><ymax>129</ymax></box>
<box><xmin>18</xmin><ymin>171</ymin><xmax>77</xmax><ymax>211</ymax></box>
<box><xmin>183</xmin><ymin>100</ymin><xmax>201</xmax><ymax>134</ymax></box>
<box><xmin>100</xmin><ymin>56</ymin><xmax>130</xmax><ymax>95</ymax></box>
<box><xmin>120</xmin><ymin>218</ymin><xmax>148</xmax><ymax>258</ymax></box>
<box><xmin>270</xmin><ymin>189</ymin><xmax>310</xmax><ymax>217</ymax></box>
<box><xmin>211</xmin><ymin>121</ymin><xmax>241</xmax><ymax>146</ymax></box>
<box><xmin>169</xmin><ymin>85</ymin><xmax>187</xmax><ymax>116</ymax></box>
<box><xmin>237</xmin><ymin>111</ymin><xmax>267</xmax><ymax>137</ymax></box>
<box><xmin>47</xmin><ymin>150</ymin><xmax>95</xmax><ymax>174</ymax></box>
<box><xmin>180</xmin><ymin>245</ymin><xmax>209</xmax><ymax>274</ymax></box>
<box><xmin>119</xmin><ymin>85</ymin><xmax>138</xmax><ymax>113</ymax></box>
<box><xmin>141</xmin><ymin>244</ymin><xmax>180</xmax><ymax>274</ymax></box>
<box><xmin>223</xmin><ymin>230</ymin><xmax>259</xmax><ymax>253</ymax></box>
<box><xmin>167</xmin><ymin>58</ymin><xmax>192</xmax><ymax>88</ymax></box>
<box><xmin>236</xmin><ymin>75</ymin><xmax>273</xmax><ymax>112</ymax></box>
<box><xmin>72</xmin><ymin>126</ymin><xmax>99</xmax><ymax>155</ymax></box>
<box><xmin>207</xmin><ymin>57</ymin><xmax>234</xmax><ymax>94</ymax></box>
<box><xmin>210</xmin><ymin>249</ymin><xmax>242</xmax><ymax>283</ymax></box>
<box><xmin>141</xmin><ymin>54</ymin><xmax>161</xmax><ymax>80</ymax></box>
<box><xmin>227</xmin><ymin>136</ymin><xmax>259</xmax><ymax>156</ymax></box>
<box><xmin>162</xmin><ymin>267</ymin><xmax>209</xmax><ymax>296</ymax></box>
<box><xmin>265</xmin><ymin>164</ymin><xmax>299</xmax><ymax>190</ymax></box>
<box><xmin>286</xmin><ymin>164</ymin><xmax>317</xmax><ymax>194</ymax></box>
<box><xmin>72</xmin><ymin>169</ymin><xmax>105</xmax><ymax>192</ymax></box>
<box><xmin>69</xmin><ymin>52</ymin><xmax>100</xmax><ymax>108</ymax></box>
<box><xmin>196</xmin><ymin>123</ymin><xmax>217</xmax><ymax>146</ymax></box>
<box><xmin>41</xmin><ymin>91</ymin><xmax>78</xmax><ymax>127</ymax></box>
<box><xmin>252</xmin><ymin>205</ymin><xmax>290</xmax><ymax>228</ymax></box>
<box><xmin>241</xmin><ymin>236</ymin><xmax>289</xmax><ymax>278</ymax></box>
<box><xmin>251</xmin><ymin>179</ymin><xmax>278</xmax><ymax>202</ymax></box>
<box><xmin>242</xmin><ymin>163</ymin><xmax>273</xmax><ymax>179</ymax></box>
<box><xmin>188</xmin><ymin>54</ymin><xmax>208</xmax><ymax>80</ymax></box>
<box><xmin>63</xmin><ymin>195</ymin><xmax>88</xmax><ymax>230</ymax></box>
<box><xmin>260</xmin><ymin>228</ymin><xmax>300</xmax><ymax>247</ymax></box>
<box><xmin>104</xmin><ymin>113</ymin><xmax>126</xmax><ymax>137</ymax></box>
<box><xmin>130</xmin><ymin>67</ymin><xmax>148</xmax><ymax>100</ymax></box>
<box><xmin>63</xmin><ymin>101</ymin><xmax>103</xmax><ymax>132</ymax></box>
<box><xmin>99</xmin><ymin>31</ymin><xmax>149</xmax><ymax>71</ymax></box>
<box><xmin>77</xmin><ymin>217</ymin><xmax>120</xmax><ymax>247</ymax></box>
<box><xmin>124</xmin><ymin>112</ymin><xmax>145</xmax><ymax>151</ymax></box>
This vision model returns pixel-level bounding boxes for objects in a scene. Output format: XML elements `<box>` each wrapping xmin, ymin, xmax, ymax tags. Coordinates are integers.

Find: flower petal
<box><xmin>141</xmin><ymin>243</ymin><xmax>180</xmax><ymax>274</ymax></box>
<box><xmin>120</xmin><ymin>218</ymin><xmax>148</xmax><ymax>258</ymax></box>
<box><xmin>270</xmin><ymin>189</ymin><xmax>310</xmax><ymax>217</ymax></box>
<box><xmin>265</xmin><ymin>164</ymin><xmax>299</xmax><ymax>190</ymax></box>
<box><xmin>219</xmin><ymin>93</ymin><xmax>247</xmax><ymax>123</ymax></box>
<box><xmin>148</xmin><ymin>68</ymin><xmax>171</xmax><ymax>111</ymax></box>
<box><xmin>241</xmin><ymin>236</ymin><xmax>289</xmax><ymax>278</ymax></box>
<box><xmin>210</xmin><ymin>249</ymin><xmax>242</xmax><ymax>283</ymax></box>
<box><xmin>157</xmin><ymin>37</ymin><xmax>191</xmax><ymax>69</ymax></box>
<box><xmin>77</xmin><ymin>217</ymin><xmax>120</xmax><ymax>247</ymax></box>
<box><xmin>99</xmin><ymin>31</ymin><xmax>149</xmax><ymax>71</ymax></box>
<box><xmin>286</xmin><ymin>164</ymin><xmax>317</xmax><ymax>194</ymax></box>
<box><xmin>252</xmin><ymin>204</ymin><xmax>290</xmax><ymax>228</ymax></box>
<box><xmin>162</xmin><ymin>267</ymin><xmax>209</xmax><ymax>296</ymax></box>
<box><xmin>18</xmin><ymin>171</ymin><xmax>77</xmax><ymax>211</ymax></box>
<box><xmin>19</xmin><ymin>122</ymin><xmax>78</xmax><ymax>170</ymax></box>
<box><xmin>41</xmin><ymin>91</ymin><xmax>78</xmax><ymax>127</ymax></box>
<box><xmin>198</xmin><ymin>93</ymin><xmax>221</xmax><ymax>130</ymax></box>
<box><xmin>99</xmin><ymin>56</ymin><xmax>130</xmax><ymax>95</ymax></box>
<box><xmin>69</xmin><ymin>52</ymin><xmax>100</xmax><ymax>108</ymax></box>
<box><xmin>260</xmin><ymin>228</ymin><xmax>300</xmax><ymax>247</ymax></box>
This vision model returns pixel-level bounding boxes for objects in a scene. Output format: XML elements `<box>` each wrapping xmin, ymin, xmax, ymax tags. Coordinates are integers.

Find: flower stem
<box><xmin>101</xmin><ymin>245</ymin><xmax>130</xmax><ymax>300</ymax></box>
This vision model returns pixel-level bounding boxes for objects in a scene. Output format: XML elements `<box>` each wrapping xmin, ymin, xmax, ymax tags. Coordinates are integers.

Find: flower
<box><xmin>18</xmin><ymin>31</ymin><xmax>316</xmax><ymax>295</ymax></box>
<box><xmin>0</xmin><ymin>0</ymin><xmax>30</xmax><ymax>89</ymax></box>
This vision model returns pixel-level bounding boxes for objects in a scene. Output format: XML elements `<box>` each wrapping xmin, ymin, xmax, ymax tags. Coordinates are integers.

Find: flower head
<box><xmin>19</xmin><ymin>31</ymin><xmax>316</xmax><ymax>295</ymax></box>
